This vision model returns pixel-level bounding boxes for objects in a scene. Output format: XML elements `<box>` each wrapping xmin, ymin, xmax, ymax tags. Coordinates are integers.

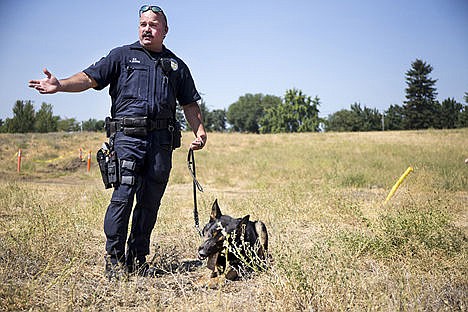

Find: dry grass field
<box><xmin>0</xmin><ymin>129</ymin><xmax>467</xmax><ymax>311</ymax></box>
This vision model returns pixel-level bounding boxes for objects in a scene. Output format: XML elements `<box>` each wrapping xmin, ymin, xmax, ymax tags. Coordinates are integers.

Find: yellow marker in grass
<box><xmin>384</xmin><ymin>166</ymin><xmax>413</xmax><ymax>205</ymax></box>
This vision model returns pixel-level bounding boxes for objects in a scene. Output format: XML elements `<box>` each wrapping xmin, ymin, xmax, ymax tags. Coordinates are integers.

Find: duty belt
<box><xmin>105</xmin><ymin>117</ymin><xmax>172</xmax><ymax>137</ymax></box>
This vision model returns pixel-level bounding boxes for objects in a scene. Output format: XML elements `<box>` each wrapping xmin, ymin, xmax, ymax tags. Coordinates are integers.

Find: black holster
<box><xmin>96</xmin><ymin>141</ymin><xmax>119</xmax><ymax>189</ymax></box>
<box><xmin>170</xmin><ymin>121</ymin><xmax>182</xmax><ymax>150</ymax></box>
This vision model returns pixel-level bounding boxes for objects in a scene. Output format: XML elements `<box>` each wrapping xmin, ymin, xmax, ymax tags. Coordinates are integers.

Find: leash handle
<box><xmin>187</xmin><ymin>148</ymin><xmax>203</xmax><ymax>236</ymax></box>
<box><xmin>187</xmin><ymin>148</ymin><xmax>204</xmax><ymax>192</ymax></box>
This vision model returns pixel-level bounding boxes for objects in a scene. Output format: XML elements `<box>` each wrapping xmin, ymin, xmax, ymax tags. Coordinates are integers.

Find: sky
<box><xmin>0</xmin><ymin>0</ymin><xmax>467</xmax><ymax>121</ymax></box>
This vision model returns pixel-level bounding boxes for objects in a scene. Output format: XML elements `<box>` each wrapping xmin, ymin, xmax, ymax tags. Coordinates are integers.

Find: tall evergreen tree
<box><xmin>385</xmin><ymin>104</ymin><xmax>405</xmax><ymax>130</ymax></box>
<box><xmin>456</xmin><ymin>92</ymin><xmax>468</xmax><ymax>128</ymax></box>
<box><xmin>5</xmin><ymin>100</ymin><xmax>36</xmax><ymax>133</ymax></box>
<box><xmin>436</xmin><ymin>98</ymin><xmax>463</xmax><ymax>129</ymax></box>
<box><xmin>35</xmin><ymin>102</ymin><xmax>58</xmax><ymax>132</ymax></box>
<box><xmin>403</xmin><ymin>59</ymin><xmax>438</xmax><ymax>129</ymax></box>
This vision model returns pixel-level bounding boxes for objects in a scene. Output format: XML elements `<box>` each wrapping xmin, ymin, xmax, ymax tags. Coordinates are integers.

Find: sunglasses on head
<box><xmin>139</xmin><ymin>5</ymin><xmax>164</xmax><ymax>16</ymax></box>
<box><xmin>139</xmin><ymin>5</ymin><xmax>167</xmax><ymax>24</ymax></box>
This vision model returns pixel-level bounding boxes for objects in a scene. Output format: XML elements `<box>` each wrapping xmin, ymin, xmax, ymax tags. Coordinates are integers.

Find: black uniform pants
<box><xmin>104</xmin><ymin>129</ymin><xmax>173</xmax><ymax>262</ymax></box>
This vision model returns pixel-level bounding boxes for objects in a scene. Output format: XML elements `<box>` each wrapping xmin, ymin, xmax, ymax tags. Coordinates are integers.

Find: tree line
<box><xmin>0</xmin><ymin>101</ymin><xmax>104</xmax><ymax>133</ymax></box>
<box><xmin>202</xmin><ymin>59</ymin><xmax>467</xmax><ymax>133</ymax></box>
<box><xmin>1</xmin><ymin>59</ymin><xmax>467</xmax><ymax>133</ymax></box>
<box><xmin>326</xmin><ymin>60</ymin><xmax>468</xmax><ymax>131</ymax></box>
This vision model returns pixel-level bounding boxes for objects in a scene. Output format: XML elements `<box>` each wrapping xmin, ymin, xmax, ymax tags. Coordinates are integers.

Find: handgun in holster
<box><xmin>96</xmin><ymin>142</ymin><xmax>119</xmax><ymax>189</ymax></box>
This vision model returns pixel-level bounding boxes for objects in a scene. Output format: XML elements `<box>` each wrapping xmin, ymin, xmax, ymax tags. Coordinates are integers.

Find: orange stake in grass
<box><xmin>17</xmin><ymin>149</ymin><xmax>22</xmax><ymax>173</ymax></box>
<box><xmin>87</xmin><ymin>150</ymin><xmax>91</xmax><ymax>172</ymax></box>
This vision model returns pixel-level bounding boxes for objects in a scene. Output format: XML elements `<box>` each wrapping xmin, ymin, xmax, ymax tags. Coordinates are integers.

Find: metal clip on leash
<box><xmin>187</xmin><ymin>148</ymin><xmax>204</xmax><ymax>237</ymax></box>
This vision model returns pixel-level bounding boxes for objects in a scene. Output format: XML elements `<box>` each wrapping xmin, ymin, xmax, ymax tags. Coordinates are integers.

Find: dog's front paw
<box><xmin>194</xmin><ymin>274</ymin><xmax>225</xmax><ymax>289</ymax></box>
<box><xmin>224</xmin><ymin>268</ymin><xmax>239</xmax><ymax>281</ymax></box>
<box><xmin>207</xmin><ymin>275</ymin><xmax>226</xmax><ymax>289</ymax></box>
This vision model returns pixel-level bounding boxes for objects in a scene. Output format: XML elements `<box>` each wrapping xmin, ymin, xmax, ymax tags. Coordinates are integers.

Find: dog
<box><xmin>198</xmin><ymin>199</ymin><xmax>269</xmax><ymax>280</ymax></box>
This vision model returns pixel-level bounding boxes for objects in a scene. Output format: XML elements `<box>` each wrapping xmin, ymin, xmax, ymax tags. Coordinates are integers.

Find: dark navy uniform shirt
<box><xmin>84</xmin><ymin>41</ymin><xmax>201</xmax><ymax>119</ymax></box>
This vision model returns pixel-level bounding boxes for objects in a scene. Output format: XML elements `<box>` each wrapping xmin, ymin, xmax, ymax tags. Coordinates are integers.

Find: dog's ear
<box><xmin>238</xmin><ymin>215</ymin><xmax>250</xmax><ymax>227</ymax></box>
<box><xmin>236</xmin><ymin>215</ymin><xmax>250</xmax><ymax>233</ymax></box>
<box><xmin>210</xmin><ymin>199</ymin><xmax>222</xmax><ymax>221</ymax></box>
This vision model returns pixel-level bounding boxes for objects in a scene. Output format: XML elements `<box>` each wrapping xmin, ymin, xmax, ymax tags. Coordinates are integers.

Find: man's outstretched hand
<box><xmin>29</xmin><ymin>68</ymin><xmax>61</xmax><ymax>94</ymax></box>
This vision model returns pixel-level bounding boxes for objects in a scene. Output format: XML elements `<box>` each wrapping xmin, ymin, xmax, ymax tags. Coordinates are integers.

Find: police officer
<box><xmin>29</xmin><ymin>5</ymin><xmax>207</xmax><ymax>278</ymax></box>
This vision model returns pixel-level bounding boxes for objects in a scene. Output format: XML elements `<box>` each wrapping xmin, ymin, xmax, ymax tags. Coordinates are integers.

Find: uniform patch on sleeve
<box><xmin>170</xmin><ymin>58</ymin><xmax>179</xmax><ymax>71</ymax></box>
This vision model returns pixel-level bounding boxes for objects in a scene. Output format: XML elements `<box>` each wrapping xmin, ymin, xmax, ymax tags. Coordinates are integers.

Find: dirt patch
<box><xmin>47</xmin><ymin>158</ymin><xmax>87</xmax><ymax>172</ymax></box>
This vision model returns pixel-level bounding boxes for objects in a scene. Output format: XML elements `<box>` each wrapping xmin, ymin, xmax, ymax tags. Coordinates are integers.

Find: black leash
<box><xmin>187</xmin><ymin>148</ymin><xmax>204</xmax><ymax>236</ymax></box>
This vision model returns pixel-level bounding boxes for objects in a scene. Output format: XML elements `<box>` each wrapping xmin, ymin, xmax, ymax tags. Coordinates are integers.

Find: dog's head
<box><xmin>198</xmin><ymin>199</ymin><xmax>250</xmax><ymax>261</ymax></box>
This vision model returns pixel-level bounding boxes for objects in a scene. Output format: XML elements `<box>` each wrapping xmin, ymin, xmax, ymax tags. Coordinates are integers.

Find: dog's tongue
<box><xmin>206</xmin><ymin>252</ymin><xmax>219</xmax><ymax>270</ymax></box>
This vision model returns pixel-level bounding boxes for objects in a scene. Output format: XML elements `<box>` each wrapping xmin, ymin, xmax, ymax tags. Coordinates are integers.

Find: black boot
<box><xmin>127</xmin><ymin>256</ymin><xmax>147</xmax><ymax>275</ymax></box>
<box><xmin>104</xmin><ymin>255</ymin><xmax>128</xmax><ymax>281</ymax></box>
<box><xmin>127</xmin><ymin>255</ymin><xmax>161</xmax><ymax>277</ymax></box>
